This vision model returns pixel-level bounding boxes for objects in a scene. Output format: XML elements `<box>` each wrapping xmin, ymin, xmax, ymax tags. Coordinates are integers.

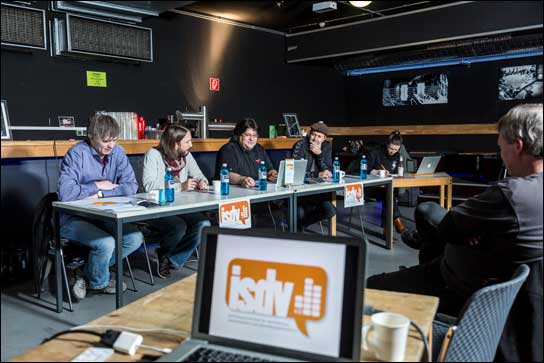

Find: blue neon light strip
<box><xmin>346</xmin><ymin>50</ymin><xmax>543</xmax><ymax>76</ymax></box>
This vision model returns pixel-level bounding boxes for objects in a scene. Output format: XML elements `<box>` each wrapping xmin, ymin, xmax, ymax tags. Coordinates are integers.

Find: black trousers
<box><xmin>367</xmin><ymin>202</ymin><xmax>467</xmax><ymax>316</ymax></box>
<box><xmin>297</xmin><ymin>195</ymin><xmax>336</xmax><ymax>228</ymax></box>
<box><xmin>364</xmin><ymin>186</ymin><xmax>402</xmax><ymax>222</ymax></box>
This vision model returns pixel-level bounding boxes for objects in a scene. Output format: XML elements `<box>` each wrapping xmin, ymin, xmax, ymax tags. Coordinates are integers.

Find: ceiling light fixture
<box><xmin>349</xmin><ymin>1</ymin><xmax>372</xmax><ymax>7</ymax></box>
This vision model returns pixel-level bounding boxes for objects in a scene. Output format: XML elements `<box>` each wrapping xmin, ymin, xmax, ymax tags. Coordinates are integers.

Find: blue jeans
<box><xmin>145</xmin><ymin>213</ymin><xmax>211</xmax><ymax>268</ymax></box>
<box><xmin>60</xmin><ymin>218</ymin><xmax>143</xmax><ymax>289</ymax></box>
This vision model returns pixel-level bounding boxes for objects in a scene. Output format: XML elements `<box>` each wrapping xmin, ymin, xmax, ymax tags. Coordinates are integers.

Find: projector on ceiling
<box><xmin>312</xmin><ymin>1</ymin><xmax>337</xmax><ymax>13</ymax></box>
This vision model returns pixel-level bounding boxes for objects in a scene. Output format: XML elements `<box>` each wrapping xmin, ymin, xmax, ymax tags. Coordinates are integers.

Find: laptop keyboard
<box><xmin>183</xmin><ymin>347</ymin><xmax>273</xmax><ymax>362</ymax></box>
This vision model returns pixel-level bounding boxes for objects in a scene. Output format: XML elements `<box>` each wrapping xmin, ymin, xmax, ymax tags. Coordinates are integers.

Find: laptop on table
<box><xmin>158</xmin><ymin>227</ymin><xmax>366</xmax><ymax>362</ymax></box>
<box><xmin>414</xmin><ymin>156</ymin><xmax>441</xmax><ymax>175</ymax></box>
<box><xmin>276</xmin><ymin>159</ymin><xmax>308</xmax><ymax>187</ymax></box>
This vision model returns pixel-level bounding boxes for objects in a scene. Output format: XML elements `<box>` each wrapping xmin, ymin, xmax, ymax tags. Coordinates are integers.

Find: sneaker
<box><xmin>89</xmin><ymin>279</ymin><xmax>127</xmax><ymax>294</ymax></box>
<box><xmin>401</xmin><ymin>230</ymin><xmax>422</xmax><ymax>250</ymax></box>
<box><xmin>71</xmin><ymin>276</ymin><xmax>87</xmax><ymax>301</ymax></box>
<box><xmin>156</xmin><ymin>254</ymin><xmax>171</xmax><ymax>279</ymax></box>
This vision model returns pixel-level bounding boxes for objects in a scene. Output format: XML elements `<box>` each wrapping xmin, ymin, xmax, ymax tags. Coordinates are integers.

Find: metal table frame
<box><xmin>52</xmin><ymin>187</ymin><xmax>294</xmax><ymax>312</ymax></box>
<box><xmin>289</xmin><ymin>176</ymin><xmax>394</xmax><ymax>248</ymax></box>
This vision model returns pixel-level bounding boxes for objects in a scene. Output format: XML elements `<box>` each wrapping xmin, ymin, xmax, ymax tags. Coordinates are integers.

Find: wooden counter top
<box><xmin>10</xmin><ymin>274</ymin><xmax>438</xmax><ymax>362</ymax></box>
<box><xmin>0</xmin><ymin>138</ymin><xmax>305</xmax><ymax>159</ymax></box>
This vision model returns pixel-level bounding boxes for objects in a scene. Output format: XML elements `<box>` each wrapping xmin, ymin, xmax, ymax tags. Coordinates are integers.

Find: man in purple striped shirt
<box><xmin>57</xmin><ymin>113</ymin><xmax>143</xmax><ymax>297</ymax></box>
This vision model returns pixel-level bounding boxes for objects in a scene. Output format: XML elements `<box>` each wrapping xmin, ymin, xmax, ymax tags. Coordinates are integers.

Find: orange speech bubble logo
<box><xmin>225</xmin><ymin>258</ymin><xmax>327</xmax><ymax>336</ymax></box>
<box><xmin>219</xmin><ymin>200</ymin><xmax>250</xmax><ymax>226</ymax></box>
<box><xmin>345</xmin><ymin>184</ymin><xmax>363</xmax><ymax>202</ymax></box>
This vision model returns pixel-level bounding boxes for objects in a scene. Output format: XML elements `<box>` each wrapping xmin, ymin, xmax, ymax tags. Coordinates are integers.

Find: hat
<box><xmin>310</xmin><ymin>121</ymin><xmax>329</xmax><ymax>136</ymax></box>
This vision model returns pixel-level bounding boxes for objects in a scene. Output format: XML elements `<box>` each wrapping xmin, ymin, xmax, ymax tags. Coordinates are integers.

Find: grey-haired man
<box><xmin>57</xmin><ymin>113</ymin><xmax>143</xmax><ymax>297</ymax></box>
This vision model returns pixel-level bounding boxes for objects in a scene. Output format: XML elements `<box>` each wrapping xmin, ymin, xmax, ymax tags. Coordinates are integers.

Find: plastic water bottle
<box><xmin>360</xmin><ymin>155</ymin><xmax>368</xmax><ymax>179</ymax></box>
<box><xmin>333</xmin><ymin>156</ymin><xmax>340</xmax><ymax>183</ymax></box>
<box><xmin>258</xmin><ymin>161</ymin><xmax>267</xmax><ymax>191</ymax></box>
<box><xmin>220</xmin><ymin>163</ymin><xmax>230</xmax><ymax>195</ymax></box>
<box><xmin>165</xmin><ymin>167</ymin><xmax>175</xmax><ymax>203</ymax></box>
<box><xmin>398</xmin><ymin>155</ymin><xmax>405</xmax><ymax>177</ymax></box>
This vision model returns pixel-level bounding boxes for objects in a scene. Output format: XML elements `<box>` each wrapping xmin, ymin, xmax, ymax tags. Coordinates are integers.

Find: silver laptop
<box><xmin>276</xmin><ymin>159</ymin><xmax>308</xmax><ymax>187</ymax></box>
<box><xmin>415</xmin><ymin>156</ymin><xmax>441</xmax><ymax>175</ymax></box>
<box><xmin>158</xmin><ymin>227</ymin><xmax>366</xmax><ymax>362</ymax></box>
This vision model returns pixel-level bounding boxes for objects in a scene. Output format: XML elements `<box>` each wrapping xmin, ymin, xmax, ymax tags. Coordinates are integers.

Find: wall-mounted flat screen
<box><xmin>498</xmin><ymin>64</ymin><xmax>543</xmax><ymax>100</ymax></box>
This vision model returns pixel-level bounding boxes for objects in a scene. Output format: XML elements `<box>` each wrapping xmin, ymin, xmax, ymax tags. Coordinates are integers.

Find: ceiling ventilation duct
<box><xmin>335</xmin><ymin>32</ymin><xmax>543</xmax><ymax>74</ymax></box>
<box><xmin>51</xmin><ymin>1</ymin><xmax>195</xmax><ymax>22</ymax></box>
<box><xmin>1</xmin><ymin>3</ymin><xmax>46</xmax><ymax>50</ymax></box>
<box><xmin>53</xmin><ymin>14</ymin><xmax>153</xmax><ymax>62</ymax></box>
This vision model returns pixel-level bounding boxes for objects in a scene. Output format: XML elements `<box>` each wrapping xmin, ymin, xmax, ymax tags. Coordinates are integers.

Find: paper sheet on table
<box><xmin>76</xmin><ymin>197</ymin><xmax>148</xmax><ymax>213</ymax></box>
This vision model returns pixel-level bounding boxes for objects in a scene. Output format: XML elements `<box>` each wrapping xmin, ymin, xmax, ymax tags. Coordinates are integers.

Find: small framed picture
<box><xmin>58</xmin><ymin>116</ymin><xmax>75</xmax><ymax>127</ymax></box>
<box><xmin>282</xmin><ymin>113</ymin><xmax>302</xmax><ymax>137</ymax></box>
<box><xmin>1</xmin><ymin>100</ymin><xmax>12</xmax><ymax>140</ymax></box>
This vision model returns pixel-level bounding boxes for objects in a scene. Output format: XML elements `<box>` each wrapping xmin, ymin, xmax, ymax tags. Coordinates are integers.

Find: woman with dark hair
<box><xmin>215</xmin><ymin>118</ymin><xmax>278</xmax><ymax>188</ymax></box>
<box><xmin>142</xmin><ymin>124</ymin><xmax>210</xmax><ymax>278</ymax></box>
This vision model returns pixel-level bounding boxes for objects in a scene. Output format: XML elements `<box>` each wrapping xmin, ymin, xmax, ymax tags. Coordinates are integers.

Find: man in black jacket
<box><xmin>292</xmin><ymin>121</ymin><xmax>336</xmax><ymax>230</ymax></box>
<box><xmin>368</xmin><ymin>104</ymin><xmax>543</xmax><ymax>361</ymax></box>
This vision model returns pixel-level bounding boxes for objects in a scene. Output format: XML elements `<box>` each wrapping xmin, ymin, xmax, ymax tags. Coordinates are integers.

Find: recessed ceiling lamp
<box><xmin>349</xmin><ymin>1</ymin><xmax>372</xmax><ymax>7</ymax></box>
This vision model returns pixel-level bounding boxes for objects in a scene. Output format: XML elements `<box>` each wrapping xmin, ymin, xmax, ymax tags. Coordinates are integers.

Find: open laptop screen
<box><xmin>195</xmin><ymin>230</ymin><xmax>364</xmax><ymax>361</ymax></box>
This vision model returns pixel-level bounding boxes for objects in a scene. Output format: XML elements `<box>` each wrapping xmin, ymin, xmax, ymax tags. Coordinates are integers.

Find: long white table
<box><xmin>52</xmin><ymin>185</ymin><xmax>294</xmax><ymax>312</ymax></box>
<box><xmin>289</xmin><ymin>176</ymin><xmax>394</xmax><ymax>248</ymax></box>
<box><xmin>52</xmin><ymin>176</ymin><xmax>393</xmax><ymax>312</ymax></box>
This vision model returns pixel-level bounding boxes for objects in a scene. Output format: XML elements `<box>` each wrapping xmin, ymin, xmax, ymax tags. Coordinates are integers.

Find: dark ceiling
<box><xmin>177</xmin><ymin>1</ymin><xmax>457</xmax><ymax>34</ymax></box>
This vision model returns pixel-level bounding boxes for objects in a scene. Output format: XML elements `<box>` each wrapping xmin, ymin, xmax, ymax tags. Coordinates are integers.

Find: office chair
<box><xmin>433</xmin><ymin>264</ymin><xmax>530</xmax><ymax>362</ymax></box>
<box><xmin>33</xmin><ymin>193</ymin><xmax>138</xmax><ymax>312</ymax></box>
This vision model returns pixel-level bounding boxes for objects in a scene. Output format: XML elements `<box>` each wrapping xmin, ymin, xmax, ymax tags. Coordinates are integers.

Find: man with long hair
<box><xmin>142</xmin><ymin>124</ymin><xmax>210</xmax><ymax>278</ymax></box>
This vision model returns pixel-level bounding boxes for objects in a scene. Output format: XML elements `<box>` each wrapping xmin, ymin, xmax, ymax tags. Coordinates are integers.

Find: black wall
<box><xmin>1</xmin><ymin>9</ymin><xmax>348</xmax><ymax>140</ymax></box>
<box><xmin>343</xmin><ymin>56</ymin><xmax>544</xmax><ymax>153</ymax></box>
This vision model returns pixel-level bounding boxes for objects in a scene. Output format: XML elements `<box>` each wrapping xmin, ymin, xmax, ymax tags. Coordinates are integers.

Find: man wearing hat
<box><xmin>291</xmin><ymin>121</ymin><xmax>336</xmax><ymax>230</ymax></box>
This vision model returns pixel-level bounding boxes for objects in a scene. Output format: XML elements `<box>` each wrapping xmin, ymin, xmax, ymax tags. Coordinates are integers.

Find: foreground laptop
<box><xmin>415</xmin><ymin>156</ymin><xmax>441</xmax><ymax>175</ymax></box>
<box><xmin>158</xmin><ymin>227</ymin><xmax>366</xmax><ymax>362</ymax></box>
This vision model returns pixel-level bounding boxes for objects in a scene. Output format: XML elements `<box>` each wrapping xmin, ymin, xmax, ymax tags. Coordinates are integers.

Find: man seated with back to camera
<box><xmin>291</xmin><ymin>121</ymin><xmax>336</xmax><ymax>231</ymax></box>
<box><xmin>142</xmin><ymin>124</ymin><xmax>211</xmax><ymax>279</ymax></box>
<box><xmin>215</xmin><ymin>118</ymin><xmax>279</xmax><ymax>227</ymax></box>
<box><xmin>367</xmin><ymin>104</ymin><xmax>543</xmax><ymax>361</ymax></box>
<box><xmin>57</xmin><ymin>113</ymin><xmax>144</xmax><ymax>298</ymax></box>
<box><xmin>347</xmin><ymin>130</ymin><xmax>408</xmax><ymax>238</ymax></box>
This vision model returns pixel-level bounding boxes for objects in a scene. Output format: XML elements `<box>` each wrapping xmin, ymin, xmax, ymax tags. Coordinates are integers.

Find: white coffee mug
<box><xmin>212</xmin><ymin>180</ymin><xmax>222</xmax><ymax>195</ymax></box>
<box><xmin>378</xmin><ymin>169</ymin><xmax>386</xmax><ymax>178</ymax></box>
<box><xmin>339</xmin><ymin>170</ymin><xmax>346</xmax><ymax>183</ymax></box>
<box><xmin>149</xmin><ymin>189</ymin><xmax>160</xmax><ymax>203</ymax></box>
<box><xmin>362</xmin><ymin>312</ymin><xmax>410</xmax><ymax>362</ymax></box>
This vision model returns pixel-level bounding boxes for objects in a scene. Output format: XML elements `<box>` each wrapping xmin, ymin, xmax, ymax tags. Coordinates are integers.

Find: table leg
<box><xmin>428</xmin><ymin>324</ymin><xmax>433</xmax><ymax>361</ymax></box>
<box><xmin>115</xmin><ymin>220</ymin><xmax>123</xmax><ymax>309</ymax></box>
<box><xmin>54</xmin><ymin>210</ymin><xmax>62</xmax><ymax>313</ymax></box>
<box><xmin>289</xmin><ymin>195</ymin><xmax>297</xmax><ymax>233</ymax></box>
<box><xmin>330</xmin><ymin>192</ymin><xmax>337</xmax><ymax>236</ymax></box>
<box><xmin>439</xmin><ymin>185</ymin><xmax>445</xmax><ymax>208</ymax></box>
<box><xmin>447</xmin><ymin>181</ymin><xmax>453</xmax><ymax>210</ymax></box>
<box><xmin>386</xmin><ymin>181</ymin><xmax>393</xmax><ymax>249</ymax></box>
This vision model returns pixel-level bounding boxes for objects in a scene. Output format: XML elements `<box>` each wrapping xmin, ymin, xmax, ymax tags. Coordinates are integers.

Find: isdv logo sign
<box><xmin>225</xmin><ymin>258</ymin><xmax>327</xmax><ymax>336</ymax></box>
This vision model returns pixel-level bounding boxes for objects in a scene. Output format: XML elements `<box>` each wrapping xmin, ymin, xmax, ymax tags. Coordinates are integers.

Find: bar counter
<box><xmin>1</xmin><ymin>138</ymin><xmax>306</xmax><ymax>159</ymax></box>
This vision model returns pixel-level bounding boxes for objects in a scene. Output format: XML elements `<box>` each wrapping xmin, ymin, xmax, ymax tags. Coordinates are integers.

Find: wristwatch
<box><xmin>97</xmin><ymin>190</ymin><xmax>104</xmax><ymax>198</ymax></box>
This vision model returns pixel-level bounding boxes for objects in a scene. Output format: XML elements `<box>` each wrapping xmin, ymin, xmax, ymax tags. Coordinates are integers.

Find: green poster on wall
<box><xmin>86</xmin><ymin>71</ymin><xmax>107</xmax><ymax>87</ymax></box>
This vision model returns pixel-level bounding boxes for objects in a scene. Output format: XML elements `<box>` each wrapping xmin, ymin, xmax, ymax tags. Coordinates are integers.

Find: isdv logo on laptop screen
<box><xmin>225</xmin><ymin>259</ymin><xmax>327</xmax><ymax>336</ymax></box>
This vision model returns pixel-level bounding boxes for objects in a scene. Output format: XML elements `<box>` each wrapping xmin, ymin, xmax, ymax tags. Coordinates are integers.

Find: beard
<box><xmin>179</xmin><ymin>150</ymin><xmax>188</xmax><ymax>158</ymax></box>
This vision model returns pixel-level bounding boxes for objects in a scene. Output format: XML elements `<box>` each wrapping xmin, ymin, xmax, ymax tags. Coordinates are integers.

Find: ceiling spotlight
<box><xmin>319</xmin><ymin>22</ymin><xmax>326</xmax><ymax>28</ymax></box>
<box><xmin>349</xmin><ymin>1</ymin><xmax>372</xmax><ymax>7</ymax></box>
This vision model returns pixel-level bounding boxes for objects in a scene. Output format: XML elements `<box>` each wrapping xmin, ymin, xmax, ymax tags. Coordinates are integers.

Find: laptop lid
<box><xmin>191</xmin><ymin>227</ymin><xmax>366</xmax><ymax>362</ymax></box>
<box><xmin>416</xmin><ymin>156</ymin><xmax>441</xmax><ymax>175</ymax></box>
<box><xmin>276</xmin><ymin>159</ymin><xmax>308</xmax><ymax>187</ymax></box>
